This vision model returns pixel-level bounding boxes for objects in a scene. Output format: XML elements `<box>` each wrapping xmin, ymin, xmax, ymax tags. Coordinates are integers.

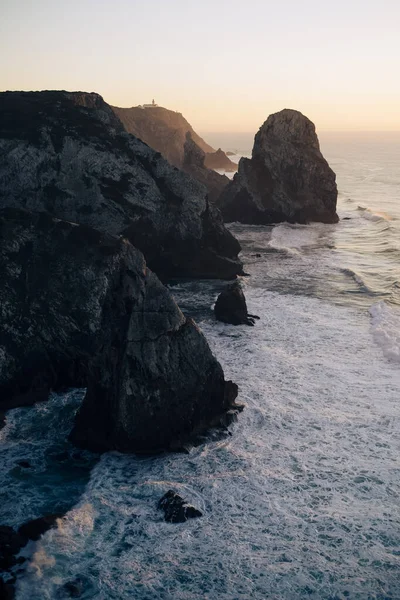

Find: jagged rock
<box><xmin>112</xmin><ymin>104</ymin><xmax>214</xmax><ymax>168</ymax></box>
<box><xmin>214</xmin><ymin>281</ymin><xmax>259</xmax><ymax>326</ymax></box>
<box><xmin>0</xmin><ymin>208</ymin><xmax>238</xmax><ymax>452</ymax></box>
<box><xmin>0</xmin><ymin>577</ymin><xmax>15</xmax><ymax>600</ymax></box>
<box><xmin>204</xmin><ymin>148</ymin><xmax>237</xmax><ymax>172</ymax></box>
<box><xmin>182</xmin><ymin>132</ymin><xmax>231</xmax><ymax>203</ymax></box>
<box><xmin>62</xmin><ymin>578</ymin><xmax>85</xmax><ymax>598</ymax></box>
<box><xmin>0</xmin><ymin>526</ymin><xmax>27</xmax><ymax>571</ymax></box>
<box><xmin>18</xmin><ymin>514</ymin><xmax>62</xmax><ymax>542</ymax></box>
<box><xmin>217</xmin><ymin>109</ymin><xmax>338</xmax><ymax>224</ymax></box>
<box><xmin>0</xmin><ymin>90</ymin><xmax>242</xmax><ymax>280</ymax></box>
<box><xmin>158</xmin><ymin>490</ymin><xmax>203</xmax><ymax>523</ymax></box>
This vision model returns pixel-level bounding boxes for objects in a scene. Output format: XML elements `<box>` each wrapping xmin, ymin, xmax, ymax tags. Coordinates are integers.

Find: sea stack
<box><xmin>0</xmin><ymin>208</ymin><xmax>239</xmax><ymax>453</ymax></box>
<box><xmin>217</xmin><ymin>109</ymin><xmax>338</xmax><ymax>224</ymax></box>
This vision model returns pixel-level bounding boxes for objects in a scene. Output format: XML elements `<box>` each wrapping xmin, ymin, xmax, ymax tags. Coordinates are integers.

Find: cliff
<box><xmin>217</xmin><ymin>109</ymin><xmax>338</xmax><ymax>224</ymax></box>
<box><xmin>182</xmin><ymin>133</ymin><xmax>231</xmax><ymax>204</ymax></box>
<box><xmin>112</xmin><ymin>105</ymin><xmax>214</xmax><ymax>168</ymax></box>
<box><xmin>0</xmin><ymin>208</ymin><xmax>239</xmax><ymax>453</ymax></box>
<box><xmin>113</xmin><ymin>104</ymin><xmax>237</xmax><ymax>173</ymax></box>
<box><xmin>0</xmin><ymin>91</ymin><xmax>243</xmax><ymax>280</ymax></box>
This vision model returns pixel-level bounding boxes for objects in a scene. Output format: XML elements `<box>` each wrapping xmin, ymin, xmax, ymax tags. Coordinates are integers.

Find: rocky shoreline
<box><xmin>0</xmin><ymin>92</ymin><xmax>340</xmax><ymax>595</ymax></box>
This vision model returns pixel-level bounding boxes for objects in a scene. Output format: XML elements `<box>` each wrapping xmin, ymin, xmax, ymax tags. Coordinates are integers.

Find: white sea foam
<box><xmin>370</xmin><ymin>301</ymin><xmax>400</xmax><ymax>364</ymax></box>
<box><xmin>14</xmin><ymin>290</ymin><xmax>400</xmax><ymax>599</ymax></box>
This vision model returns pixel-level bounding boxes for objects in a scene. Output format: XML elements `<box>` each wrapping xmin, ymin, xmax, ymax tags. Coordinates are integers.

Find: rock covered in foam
<box><xmin>0</xmin><ymin>208</ymin><xmax>238</xmax><ymax>452</ymax></box>
<box><xmin>158</xmin><ymin>490</ymin><xmax>203</xmax><ymax>523</ymax></box>
<box><xmin>214</xmin><ymin>281</ymin><xmax>259</xmax><ymax>326</ymax></box>
<box><xmin>0</xmin><ymin>90</ymin><xmax>242</xmax><ymax>280</ymax></box>
<box><xmin>217</xmin><ymin>109</ymin><xmax>338</xmax><ymax>224</ymax></box>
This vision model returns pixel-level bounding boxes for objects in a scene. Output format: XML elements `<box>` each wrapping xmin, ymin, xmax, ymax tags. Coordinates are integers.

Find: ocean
<box><xmin>1</xmin><ymin>132</ymin><xmax>400</xmax><ymax>599</ymax></box>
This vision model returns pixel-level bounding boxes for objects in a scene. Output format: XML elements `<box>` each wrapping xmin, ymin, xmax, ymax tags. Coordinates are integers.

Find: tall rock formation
<box><xmin>0</xmin><ymin>208</ymin><xmax>239</xmax><ymax>452</ymax></box>
<box><xmin>217</xmin><ymin>109</ymin><xmax>338</xmax><ymax>224</ymax></box>
<box><xmin>182</xmin><ymin>133</ymin><xmax>230</xmax><ymax>204</ymax></box>
<box><xmin>0</xmin><ymin>91</ymin><xmax>243</xmax><ymax>280</ymax></box>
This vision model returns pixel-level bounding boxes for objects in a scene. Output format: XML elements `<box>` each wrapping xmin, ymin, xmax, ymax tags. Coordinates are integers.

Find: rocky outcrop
<box><xmin>204</xmin><ymin>148</ymin><xmax>237</xmax><ymax>173</ymax></box>
<box><xmin>0</xmin><ymin>90</ymin><xmax>243</xmax><ymax>280</ymax></box>
<box><xmin>158</xmin><ymin>490</ymin><xmax>202</xmax><ymax>523</ymax></box>
<box><xmin>182</xmin><ymin>133</ymin><xmax>231</xmax><ymax>204</ymax></box>
<box><xmin>217</xmin><ymin>109</ymin><xmax>338</xmax><ymax>224</ymax></box>
<box><xmin>214</xmin><ymin>281</ymin><xmax>259</xmax><ymax>326</ymax></box>
<box><xmin>112</xmin><ymin>104</ymin><xmax>215</xmax><ymax>168</ymax></box>
<box><xmin>0</xmin><ymin>208</ymin><xmax>238</xmax><ymax>452</ymax></box>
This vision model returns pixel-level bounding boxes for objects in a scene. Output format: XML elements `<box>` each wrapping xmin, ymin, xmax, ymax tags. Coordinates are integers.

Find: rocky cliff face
<box><xmin>0</xmin><ymin>208</ymin><xmax>238</xmax><ymax>452</ymax></box>
<box><xmin>204</xmin><ymin>148</ymin><xmax>237</xmax><ymax>173</ymax></box>
<box><xmin>217</xmin><ymin>109</ymin><xmax>338</xmax><ymax>224</ymax></box>
<box><xmin>112</xmin><ymin>105</ymin><xmax>215</xmax><ymax>168</ymax></box>
<box><xmin>182</xmin><ymin>132</ymin><xmax>231</xmax><ymax>204</ymax></box>
<box><xmin>0</xmin><ymin>91</ymin><xmax>242</xmax><ymax>280</ymax></box>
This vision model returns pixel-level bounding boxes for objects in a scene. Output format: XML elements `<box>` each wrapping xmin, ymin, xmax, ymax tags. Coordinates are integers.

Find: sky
<box><xmin>1</xmin><ymin>0</ymin><xmax>399</xmax><ymax>132</ymax></box>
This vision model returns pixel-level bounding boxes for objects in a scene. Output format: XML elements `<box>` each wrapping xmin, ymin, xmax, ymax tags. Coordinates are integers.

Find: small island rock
<box><xmin>217</xmin><ymin>109</ymin><xmax>338</xmax><ymax>225</ymax></box>
<box><xmin>214</xmin><ymin>281</ymin><xmax>259</xmax><ymax>326</ymax></box>
<box><xmin>158</xmin><ymin>490</ymin><xmax>203</xmax><ymax>523</ymax></box>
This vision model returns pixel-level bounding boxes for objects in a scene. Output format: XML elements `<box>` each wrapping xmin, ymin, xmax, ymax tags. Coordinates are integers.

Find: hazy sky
<box><xmin>1</xmin><ymin>0</ymin><xmax>399</xmax><ymax>132</ymax></box>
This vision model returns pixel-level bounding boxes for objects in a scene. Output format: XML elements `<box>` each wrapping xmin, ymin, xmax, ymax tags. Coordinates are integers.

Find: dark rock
<box><xmin>62</xmin><ymin>578</ymin><xmax>85</xmax><ymax>598</ymax></box>
<box><xmin>204</xmin><ymin>148</ymin><xmax>237</xmax><ymax>172</ymax></box>
<box><xmin>182</xmin><ymin>132</ymin><xmax>231</xmax><ymax>204</ymax></box>
<box><xmin>0</xmin><ymin>526</ymin><xmax>27</xmax><ymax>571</ymax></box>
<box><xmin>18</xmin><ymin>514</ymin><xmax>63</xmax><ymax>542</ymax></box>
<box><xmin>158</xmin><ymin>490</ymin><xmax>203</xmax><ymax>523</ymax></box>
<box><xmin>0</xmin><ymin>577</ymin><xmax>15</xmax><ymax>600</ymax></box>
<box><xmin>15</xmin><ymin>461</ymin><xmax>32</xmax><ymax>469</ymax></box>
<box><xmin>214</xmin><ymin>281</ymin><xmax>259</xmax><ymax>326</ymax></box>
<box><xmin>0</xmin><ymin>208</ymin><xmax>239</xmax><ymax>452</ymax></box>
<box><xmin>217</xmin><ymin>109</ymin><xmax>338</xmax><ymax>225</ymax></box>
<box><xmin>0</xmin><ymin>90</ymin><xmax>243</xmax><ymax>280</ymax></box>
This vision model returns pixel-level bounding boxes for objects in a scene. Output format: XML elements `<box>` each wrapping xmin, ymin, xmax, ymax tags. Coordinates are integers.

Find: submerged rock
<box><xmin>217</xmin><ymin>109</ymin><xmax>338</xmax><ymax>224</ymax></box>
<box><xmin>17</xmin><ymin>514</ymin><xmax>63</xmax><ymax>542</ymax></box>
<box><xmin>214</xmin><ymin>281</ymin><xmax>259</xmax><ymax>326</ymax></box>
<box><xmin>0</xmin><ymin>526</ymin><xmax>26</xmax><ymax>571</ymax></box>
<box><xmin>158</xmin><ymin>490</ymin><xmax>203</xmax><ymax>523</ymax></box>
<box><xmin>0</xmin><ymin>208</ymin><xmax>238</xmax><ymax>452</ymax></box>
<box><xmin>182</xmin><ymin>132</ymin><xmax>231</xmax><ymax>203</ymax></box>
<box><xmin>0</xmin><ymin>90</ymin><xmax>242</xmax><ymax>280</ymax></box>
<box><xmin>204</xmin><ymin>148</ymin><xmax>237</xmax><ymax>172</ymax></box>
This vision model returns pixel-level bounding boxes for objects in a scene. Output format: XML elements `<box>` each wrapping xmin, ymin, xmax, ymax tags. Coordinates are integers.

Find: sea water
<box><xmin>1</xmin><ymin>133</ymin><xmax>400</xmax><ymax>599</ymax></box>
